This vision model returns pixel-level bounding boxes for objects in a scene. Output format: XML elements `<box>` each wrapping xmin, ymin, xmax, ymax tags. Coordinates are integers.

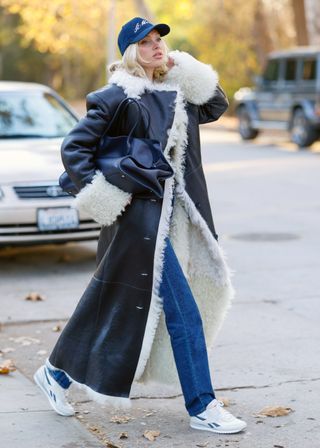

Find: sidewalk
<box><xmin>0</xmin><ymin>369</ymin><xmax>102</xmax><ymax>447</ymax></box>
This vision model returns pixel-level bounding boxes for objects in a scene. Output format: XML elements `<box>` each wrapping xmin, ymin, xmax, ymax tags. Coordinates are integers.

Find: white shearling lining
<box><xmin>74</xmin><ymin>170</ymin><xmax>132</xmax><ymax>226</ymax></box>
<box><xmin>166</xmin><ymin>50</ymin><xmax>219</xmax><ymax>105</ymax></box>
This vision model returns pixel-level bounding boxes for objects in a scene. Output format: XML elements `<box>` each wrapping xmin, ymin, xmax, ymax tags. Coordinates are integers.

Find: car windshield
<box><xmin>0</xmin><ymin>91</ymin><xmax>77</xmax><ymax>138</ymax></box>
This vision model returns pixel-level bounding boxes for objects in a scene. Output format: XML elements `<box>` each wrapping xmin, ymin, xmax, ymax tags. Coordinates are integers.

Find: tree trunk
<box><xmin>132</xmin><ymin>0</ymin><xmax>155</xmax><ymax>21</ymax></box>
<box><xmin>291</xmin><ymin>0</ymin><xmax>309</xmax><ymax>45</ymax></box>
<box><xmin>253</xmin><ymin>0</ymin><xmax>273</xmax><ymax>66</ymax></box>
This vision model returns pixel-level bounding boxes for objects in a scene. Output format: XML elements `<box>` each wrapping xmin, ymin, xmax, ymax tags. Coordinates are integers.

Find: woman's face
<box><xmin>137</xmin><ymin>30</ymin><xmax>166</xmax><ymax>70</ymax></box>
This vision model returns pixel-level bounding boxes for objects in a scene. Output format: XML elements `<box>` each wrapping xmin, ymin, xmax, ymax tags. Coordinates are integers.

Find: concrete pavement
<box><xmin>0</xmin><ymin>370</ymin><xmax>103</xmax><ymax>447</ymax></box>
<box><xmin>1</xmin><ymin>126</ymin><xmax>320</xmax><ymax>447</ymax></box>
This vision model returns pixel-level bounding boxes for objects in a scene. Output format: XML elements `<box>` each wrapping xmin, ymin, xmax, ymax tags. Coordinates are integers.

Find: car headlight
<box><xmin>0</xmin><ymin>187</ymin><xmax>4</xmax><ymax>200</ymax></box>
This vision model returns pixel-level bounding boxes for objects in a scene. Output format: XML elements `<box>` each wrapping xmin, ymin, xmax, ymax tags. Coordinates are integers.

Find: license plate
<box><xmin>37</xmin><ymin>207</ymin><xmax>79</xmax><ymax>231</ymax></box>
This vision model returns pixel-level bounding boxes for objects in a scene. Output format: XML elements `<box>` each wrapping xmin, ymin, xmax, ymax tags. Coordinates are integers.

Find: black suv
<box><xmin>234</xmin><ymin>47</ymin><xmax>320</xmax><ymax>147</ymax></box>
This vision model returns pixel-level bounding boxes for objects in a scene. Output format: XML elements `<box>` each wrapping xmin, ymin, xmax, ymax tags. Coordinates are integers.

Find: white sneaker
<box><xmin>190</xmin><ymin>399</ymin><xmax>247</xmax><ymax>434</ymax></box>
<box><xmin>33</xmin><ymin>365</ymin><xmax>75</xmax><ymax>417</ymax></box>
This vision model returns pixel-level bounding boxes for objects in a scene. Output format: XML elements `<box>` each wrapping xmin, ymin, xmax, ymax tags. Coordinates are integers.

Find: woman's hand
<box><xmin>166</xmin><ymin>56</ymin><xmax>175</xmax><ymax>70</ymax></box>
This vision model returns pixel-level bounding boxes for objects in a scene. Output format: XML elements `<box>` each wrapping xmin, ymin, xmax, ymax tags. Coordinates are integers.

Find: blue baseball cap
<box><xmin>118</xmin><ymin>17</ymin><xmax>170</xmax><ymax>56</ymax></box>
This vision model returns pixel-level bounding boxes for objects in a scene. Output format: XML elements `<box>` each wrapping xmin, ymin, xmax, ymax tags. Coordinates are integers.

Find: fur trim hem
<box><xmin>45</xmin><ymin>359</ymin><xmax>131</xmax><ymax>409</ymax></box>
<box><xmin>166</xmin><ymin>50</ymin><xmax>219</xmax><ymax>105</ymax></box>
<box><xmin>74</xmin><ymin>171</ymin><xmax>132</xmax><ymax>226</ymax></box>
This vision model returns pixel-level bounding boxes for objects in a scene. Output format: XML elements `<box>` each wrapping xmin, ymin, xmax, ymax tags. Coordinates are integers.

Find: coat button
<box><xmin>143</xmin><ymin>236</ymin><xmax>151</xmax><ymax>240</ymax></box>
<box><xmin>121</xmin><ymin>174</ymin><xmax>125</xmax><ymax>178</ymax></box>
<box><xmin>141</xmin><ymin>273</ymin><xmax>148</xmax><ymax>276</ymax></box>
<box><xmin>150</xmin><ymin>198</ymin><xmax>157</xmax><ymax>202</ymax></box>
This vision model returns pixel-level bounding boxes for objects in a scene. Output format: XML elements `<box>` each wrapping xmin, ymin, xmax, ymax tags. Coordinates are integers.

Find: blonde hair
<box><xmin>108</xmin><ymin>40</ymin><xmax>170</xmax><ymax>82</ymax></box>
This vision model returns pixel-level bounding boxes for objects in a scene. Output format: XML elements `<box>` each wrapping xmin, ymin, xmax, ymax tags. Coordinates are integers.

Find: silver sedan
<box><xmin>0</xmin><ymin>81</ymin><xmax>100</xmax><ymax>247</ymax></box>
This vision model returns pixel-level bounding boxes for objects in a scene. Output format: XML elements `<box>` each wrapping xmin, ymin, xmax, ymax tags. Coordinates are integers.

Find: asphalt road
<box><xmin>1</xmin><ymin>127</ymin><xmax>319</xmax><ymax>448</ymax></box>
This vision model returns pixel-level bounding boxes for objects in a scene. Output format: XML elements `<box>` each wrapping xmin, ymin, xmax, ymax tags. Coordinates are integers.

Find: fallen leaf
<box><xmin>273</xmin><ymin>445</ymin><xmax>285</xmax><ymax>448</ymax></box>
<box><xmin>52</xmin><ymin>325</ymin><xmax>61</xmax><ymax>332</ymax></box>
<box><xmin>1</xmin><ymin>347</ymin><xmax>15</xmax><ymax>353</ymax></box>
<box><xmin>37</xmin><ymin>350</ymin><xmax>47</xmax><ymax>356</ymax></box>
<box><xmin>217</xmin><ymin>396</ymin><xmax>231</xmax><ymax>407</ymax></box>
<box><xmin>144</xmin><ymin>412</ymin><xmax>156</xmax><ymax>417</ymax></box>
<box><xmin>254</xmin><ymin>405</ymin><xmax>294</xmax><ymax>418</ymax></box>
<box><xmin>0</xmin><ymin>359</ymin><xmax>16</xmax><ymax>372</ymax></box>
<box><xmin>24</xmin><ymin>292</ymin><xmax>45</xmax><ymax>301</ymax></box>
<box><xmin>143</xmin><ymin>430</ymin><xmax>160</xmax><ymax>441</ymax></box>
<box><xmin>9</xmin><ymin>336</ymin><xmax>40</xmax><ymax>346</ymax></box>
<box><xmin>105</xmin><ymin>441</ymin><xmax>121</xmax><ymax>448</ymax></box>
<box><xmin>57</xmin><ymin>254</ymin><xmax>72</xmax><ymax>263</ymax></box>
<box><xmin>119</xmin><ymin>432</ymin><xmax>128</xmax><ymax>439</ymax></box>
<box><xmin>196</xmin><ymin>442</ymin><xmax>209</xmax><ymax>447</ymax></box>
<box><xmin>110</xmin><ymin>415</ymin><xmax>134</xmax><ymax>424</ymax></box>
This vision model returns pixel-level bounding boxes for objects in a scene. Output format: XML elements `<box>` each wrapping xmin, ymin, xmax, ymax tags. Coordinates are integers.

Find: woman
<box><xmin>34</xmin><ymin>17</ymin><xmax>247</xmax><ymax>435</ymax></box>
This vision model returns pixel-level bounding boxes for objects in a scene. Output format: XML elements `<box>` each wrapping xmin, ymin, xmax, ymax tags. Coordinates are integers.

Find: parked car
<box><xmin>0</xmin><ymin>81</ymin><xmax>100</xmax><ymax>247</ymax></box>
<box><xmin>234</xmin><ymin>46</ymin><xmax>320</xmax><ymax>148</ymax></box>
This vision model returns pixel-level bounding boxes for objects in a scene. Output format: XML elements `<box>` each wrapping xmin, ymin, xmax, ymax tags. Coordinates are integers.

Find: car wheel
<box><xmin>291</xmin><ymin>108</ymin><xmax>318</xmax><ymax>148</ymax></box>
<box><xmin>237</xmin><ymin>106</ymin><xmax>259</xmax><ymax>140</ymax></box>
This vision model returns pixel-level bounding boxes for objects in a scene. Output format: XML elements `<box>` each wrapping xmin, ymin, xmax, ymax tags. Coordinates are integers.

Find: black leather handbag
<box><xmin>59</xmin><ymin>97</ymin><xmax>174</xmax><ymax>198</ymax></box>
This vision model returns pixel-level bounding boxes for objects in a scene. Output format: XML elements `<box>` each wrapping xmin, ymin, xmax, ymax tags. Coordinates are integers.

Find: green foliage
<box><xmin>1</xmin><ymin>0</ymin><xmax>296</xmax><ymax>103</ymax></box>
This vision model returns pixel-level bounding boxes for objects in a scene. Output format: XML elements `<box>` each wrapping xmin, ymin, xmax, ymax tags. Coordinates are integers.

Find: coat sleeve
<box><xmin>165</xmin><ymin>50</ymin><xmax>228</xmax><ymax>123</ymax></box>
<box><xmin>61</xmin><ymin>92</ymin><xmax>132</xmax><ymax>227</ymax></box>
<box><xmin>198</xmin><ymin>84</ymin><xmax>229</xmax><ymax>125</ymax></box>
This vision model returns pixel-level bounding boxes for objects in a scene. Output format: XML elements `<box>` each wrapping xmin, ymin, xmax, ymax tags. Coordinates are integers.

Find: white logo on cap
<box><xmin>134</xmin><ymin>19</ymin><xmax>149</xmax><ymax>33</ymax></box>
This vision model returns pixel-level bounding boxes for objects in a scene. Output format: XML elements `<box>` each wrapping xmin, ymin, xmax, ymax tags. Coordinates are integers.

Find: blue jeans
<box><xmin>160</xmin><ymin>238</ymin><xmax>215</xmax><ymax>416</ymax></box>
<box><xmin>47</xmin><ymin>238</ymin><xmax>215</xmax><ymax>416</ymax></box>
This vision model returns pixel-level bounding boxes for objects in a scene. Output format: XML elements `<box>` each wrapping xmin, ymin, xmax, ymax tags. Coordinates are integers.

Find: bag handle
<box><xmin>100</xmin><ymin>97</ymin><xmax>150</xmax><ymax>145</ymax></box>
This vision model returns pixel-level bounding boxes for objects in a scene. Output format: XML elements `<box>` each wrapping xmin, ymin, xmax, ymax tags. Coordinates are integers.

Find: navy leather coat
<box><xmin>48</xmin><ymin>50</ymin><xmax>234</xmax><ymax>407</ymax></box>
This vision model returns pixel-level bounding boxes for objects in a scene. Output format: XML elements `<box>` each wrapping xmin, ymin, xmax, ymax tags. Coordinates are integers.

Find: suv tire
<box><xmin>291</xmin><ymin>108</ymin><xmax>318</xmax><ymax>148</ymax></box>
<box><xmin>237</xmin><ymin>106</ymin><xmax>259</xmax><ymax>140</ymax></box>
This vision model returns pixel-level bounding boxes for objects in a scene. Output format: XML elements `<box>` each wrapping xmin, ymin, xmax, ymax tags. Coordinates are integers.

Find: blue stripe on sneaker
<box><xmin>47</xmin><ymin>367</ymin><xmax>71</xmax><ymax>389</ymax></box>
<box><xmin>44</xmin><ymin>367</ymin><xmax>51</xmax><ymax>385</ymax></box>
<box><xmin>49</xmin><ymin>390</ymin><xmax>57</xmax><ymax>402</ymax></box>
<box><xmin>195</xmin><ymin>415</ymin><xmax>206</xmax><ymax>421</ymax></box>
<box><xmin>208</xmin><ymin>422</ymin><xmax>220</xmax><ymax>427</ymax></box>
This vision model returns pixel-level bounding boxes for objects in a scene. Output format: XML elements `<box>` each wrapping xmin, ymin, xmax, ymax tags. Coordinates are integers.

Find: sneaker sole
<box><xmin>33</xmin><ymin>369</ymin><xmax>74</xmax><ymax>417</ymax></box>
<box><xmin>190</xmin><ymin>421</ymin><xmax>247</xmax><ymax>434</ymax></box>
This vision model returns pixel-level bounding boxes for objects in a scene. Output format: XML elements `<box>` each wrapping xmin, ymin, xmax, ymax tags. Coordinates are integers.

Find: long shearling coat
<box><xmin>48</xmin><ymin>50</ymin><xmax>234</xmax><ymax>408</ymax></box>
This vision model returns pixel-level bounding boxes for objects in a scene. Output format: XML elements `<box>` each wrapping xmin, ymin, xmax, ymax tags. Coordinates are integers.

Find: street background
<box><xmin>1</xmin><ymin>123</ymin><xmax>320</xmax><ymax>447</ymax></box>
<box><xmin>2</xmin><ymin>0</ymin><xmax>320</xmax><ymax>103</ymax></box>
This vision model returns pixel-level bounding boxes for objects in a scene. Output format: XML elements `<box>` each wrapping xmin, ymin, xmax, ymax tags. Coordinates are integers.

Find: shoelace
<box><xmin>210</xmin><ymin>400</ymin><xmax>235</xmax><ymax>422</ymax></box>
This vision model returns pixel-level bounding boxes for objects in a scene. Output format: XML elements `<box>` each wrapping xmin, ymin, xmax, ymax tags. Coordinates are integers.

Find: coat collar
<box><xmin>108</xmin><ymin>69</ymin><xmax>179</xmax><ymax>99</ymax></box>
<box><xmin>108</xmin><ymin>51</ymin><xmax>219</xmax><ymax>105</ymax></box>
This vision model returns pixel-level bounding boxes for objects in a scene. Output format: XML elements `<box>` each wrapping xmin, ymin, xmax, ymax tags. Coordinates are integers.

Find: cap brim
<box><xmin>132</xmin><ymin>23</ymin><xmax>170</xmax><ymax>44</ymax></box>
<box><xmin>153</xmin><ymin>23</ymin><xmax>170</xmax><ymax>37</ymax></box>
